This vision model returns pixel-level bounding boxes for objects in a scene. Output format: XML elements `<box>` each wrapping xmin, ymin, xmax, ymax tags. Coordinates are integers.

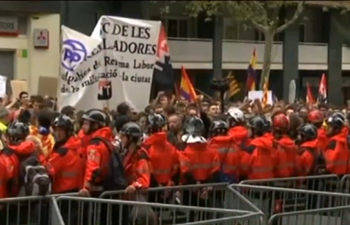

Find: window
<box><xmin>299</xmin><ymin>24</ymin><xmax>306</xmax><ymax>42</ymax></box>
<box><xmin>162</xmin><ymin>18</ymin><xmax>189</xmax><ymax>38</ymax></box>
<box><xmin>254</xmin><ymin>30</ymin><xmax>265</xmax><ymax>41</ymax></box>
<box><xmin>223</xmin><ymin>20</ymin><xmax>239</xmax><ymax>40</ymax></box>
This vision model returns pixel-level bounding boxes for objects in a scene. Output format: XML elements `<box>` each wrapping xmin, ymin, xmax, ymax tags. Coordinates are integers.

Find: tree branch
<box><xmin>251</xmin><ymin>20</ymin><xmax>268</xmax><ymax>33</ymax></box>
<box><xmin>271</xmin><ymin>5</ymin><xmax>282</xmax><ymax>27</ymax></box>
<box><xmin>276</xmin><ymin>1</ymin><xmax>305</xmax><ymax>33</ymax></box>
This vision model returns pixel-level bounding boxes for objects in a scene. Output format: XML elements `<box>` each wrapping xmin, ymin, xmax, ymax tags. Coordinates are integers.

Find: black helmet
<box><xmin>53</xmin><ymin>114</ymin><xmax>74</xmax><ymax>133</ymax></box>
<box><xmin>114</xmin><ymin>115</ymin><xmax>132</xmax><ymax>132</ymax></box>
<box><xmin>7</xmin><ymin>121</ymin><xmax>30</xmax><ymax>140</ymax></box>
<box><xmin>184</xmin><ymin>116</ymin><xmax>204</xmax><ymax>136</ymax></box>
<box><xmin>248</xmin><ymin>116</ymin><xmax>267</xmax><ymax>135</ymax></box>
<box><xmin>326</xmin><ymin>112</ymin><xmax>345</xmax><ymax>129</ymax></box>
<box><xmin>209</xmin><ymin>120</ymin><xmax>228</xmax><ymax>136</ymax></box>
<box><xmin>148</xmin><ymin>113</ymin><xmax>165</xmax><ymax>129</ymax></box>
<box><xmin>82</xmin><ymin>109</ymin><xmax>107</xmax><ymax>126</ymax></box>
<box><xmin>298</xmin><ymin>123</ymin><xmax>317</xmax><ymax>140</ymax></box>
<box><xmin>120</xmin><ymin>122</ymin><xmax>143</xmax><ymax>139</ymax></box>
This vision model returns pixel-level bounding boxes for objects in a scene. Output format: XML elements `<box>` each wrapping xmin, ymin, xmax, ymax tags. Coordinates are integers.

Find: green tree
<box><xmin>162</xmin><ymin>1</ymin><xmax>305</xmax><ymax>89</ymax></box>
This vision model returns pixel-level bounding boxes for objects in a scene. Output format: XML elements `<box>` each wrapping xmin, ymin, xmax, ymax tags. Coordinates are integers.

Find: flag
<box><xmin>318</xmin><ymin>73</ymin><xmax>327</xmax><ymax>103</ymax></box>
<box><xmin>152</xmin><ymin>25</ymin><xmax>174</xmax><ymax>91</ymax></box>
<box><xmin>227</xmin><ymin>71</ymin><xmax>240</xmax><ymax>98</ymax></box>
<box><xmin>262</xmin><ymin>79</ymin><xmax>268</xmax><ymax>107</ymax></box>
<box><xmin>246</xmin><ymin>48</ymin><xmax>257</xmax><ymax>92</ymax></box>
<box><xmin>180</xmin><ymin>65</ymin><xmax>197</xmax><ymax>101</ymax></box>
<box><xmin>306</xmin><ymin>82</ymin><xmax>315</xmax><ymax>104</ymax></box>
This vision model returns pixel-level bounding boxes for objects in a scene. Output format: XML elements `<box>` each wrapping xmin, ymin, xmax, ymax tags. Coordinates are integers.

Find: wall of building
<box><xmin>0</xmin><ymin>14</ymin><xmax>60</xmax><ymax>94</ymax></box>
<box><xmin>61</xmin><ymin>1</ymin><xmax>120</xmax><ymax>35</ymax></box>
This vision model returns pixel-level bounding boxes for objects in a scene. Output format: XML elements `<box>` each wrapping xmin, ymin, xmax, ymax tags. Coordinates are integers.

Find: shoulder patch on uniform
<box><xmin>326</xmin><ymin>140</ymin><xmax>337</xmax><ymax>151</ymax></box>
<box><xmin>54</xmin><ymin>147</ymin><xmax>68</xmax><ymax>156</ymax></box>
<box><xmin>242</xmin><ymin>145</ymin><xmax>256</xmax><ymax>154</ymax></box>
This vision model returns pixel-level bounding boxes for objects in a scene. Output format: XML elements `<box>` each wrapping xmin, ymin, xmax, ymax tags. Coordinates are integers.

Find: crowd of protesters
<box><xmin>0</xmin><ymin>89</ymin><xmax>348</xmax><ymax>225</ymax></box>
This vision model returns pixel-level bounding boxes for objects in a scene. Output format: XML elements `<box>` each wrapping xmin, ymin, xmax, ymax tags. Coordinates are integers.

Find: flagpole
<box><xmin>195</xmin><ymin>88</ymin><xmax>213</xmax><ymax>100</ymax></box>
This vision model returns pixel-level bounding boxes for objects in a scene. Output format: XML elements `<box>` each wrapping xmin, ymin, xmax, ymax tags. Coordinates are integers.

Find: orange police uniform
<box><xmin>240</xmin><ymin>134</ymin><xmax>276</xmax><ymax>180</ymax></box>
<box><xmin>228</xmin><ymin>126</ymin><xmax>249</xmax><ymax>146</ymax></box>
<box><xmin>0</xmin><ymin>154</ymin><xmax>18</xmax><ymax>198</ymax></box>
<box><xmin>274</xmin><ymin>136</ymin><xmax>298</xmax><ymax>178</ymax></box>
<box><xmin>325</xmin><ymin>127</ymin><xmax>349</xmax><ymax>175</ymax></box>
<box><xmin>179</xmin><ymin>143</ymin><xmax>220</xmax><ymax>184</ymax></box>
<box><xmin>298</xmin><ymin>138</ymin><xmax>320</xmax><ymax>176</ymax></box>
<box><xmin>145</xmin><ymin>132</ymin><xmax>179</xmax><ymax>186</ymax></box>
<box><xmin>47</xmin><ymin>136</ymin><xmax>85</xmax><ymax>193</ymax></box>
<box><xmin>208</xmin><ymin>135</ymin><xmax>240</xmax><ymax>179</ymax></box>
<box><xmin>83</xmin><ymin>127</ymin><xmax>113</xmax><ymax>192</ymax></box>
<box><xmin>123</xmin><ymin>148</ymin><xmax>151</xmax><ymax>188</ymax></box>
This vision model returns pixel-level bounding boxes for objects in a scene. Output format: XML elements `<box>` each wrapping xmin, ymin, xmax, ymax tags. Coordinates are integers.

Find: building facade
<box><xmin>42</xmin><ymin>1</ymin><xmax>350</xmax><ymax>104</ymax></box>
<box><xmin>0</xmin><ymin>1</ymin><xmax>60</xmax><ymax>95</ymax></box>
<box><xmin>0</xmin><ymin>1</ymin><xmax>345</xmax><ymax>103</ymax></box>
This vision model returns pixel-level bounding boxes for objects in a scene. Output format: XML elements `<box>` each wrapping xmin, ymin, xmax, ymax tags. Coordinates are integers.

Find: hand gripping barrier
<box><xmin>55</xmin><ymin>195</ymin><xmax>265</xmax><ymax>225</ymax></box>
<box><xmin>230</xmin><ymin>183</ymin><xmax>350</xmax><ymax>225</ymax></box>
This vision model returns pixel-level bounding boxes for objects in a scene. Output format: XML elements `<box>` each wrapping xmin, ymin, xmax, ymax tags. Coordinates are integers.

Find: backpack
<box><xmin>305</xmin><ymin>147</ymin><xmax>327</xmax><ymax>175</ymax></box>
<box><xmin>90</xmin><ymin>137</ymin><xmax>127</xmax><ymax>190</ymax></box>
<box><xmin>2</xmin><ymin>147</ymin><xmax>51</xmax><ymax>196</ymax></box>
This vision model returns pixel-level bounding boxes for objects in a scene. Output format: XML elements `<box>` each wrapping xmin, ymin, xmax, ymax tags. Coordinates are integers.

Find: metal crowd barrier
<box><xmin>0</xmin><ymin>193</ymin><xmax>77</xmax><ymax>225</ymax></box>
<box><xmin>230</xmin><ymin>182</ymin><xmax>350</xmax><ymax>225</ymax></box>
<box><xmin>55</xmin><ymin>195</ymin><xmax>264</xmax><ymax>225</ymax></box>
<box><xmin>0</xmin><ymin>194</ymin><xmax>70</xmax><ymax>225</ymax></box>
<box><xmin>239</xmin><ymin>174</ymin><xmax>341</xmax><ymax>191</ymax></box>
<box><xmin>100</xmin><ymin>183</ymin><xmax>229</xmax><ymax>208</ymax></box>
<box><xmin>100</xmin><ymin>183</ymin><xmax>264</xmax><ymax>225</ymax></box>
<box><xmin>340</xmin><ymin>175</ymin><xmax>350</xmax><ymax>194</ymax></box>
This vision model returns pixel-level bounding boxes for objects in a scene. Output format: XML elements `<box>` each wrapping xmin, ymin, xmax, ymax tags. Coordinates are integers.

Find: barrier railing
<box><xmin>230</xmin><ymin>183</ymin><xmax>350</xmax><ymax>225</ymax></box>
<box><xmin>7</xmin><ymin>175</ymin><xmax>350</xmax><ymax>225</ymax></box>
<box><xmin>100</xmin><ymin>183</ymin><xmax>229</xmax><ymax>209</ymax></box>
<box><xmin>0</xmin><ymin>194</ymin><xmax>76</xmax><ymax>225</ymax></box>
<box><xmin>56</xmin><ymin>195</ymin><xmax>265</xmax><ymax>225</ymax></box>
<box><xmin>239</xmin><ymin>174</ymin><xmax>341</xmax><ymax>192</ymax></box>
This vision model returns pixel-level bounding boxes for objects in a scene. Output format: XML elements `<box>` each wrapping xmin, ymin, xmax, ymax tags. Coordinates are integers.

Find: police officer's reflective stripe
<box><xmin>190</xmin><ymin>163</ymin><xmax>216</xmax><ymax>170</ymax></box>
<box><xmin>137</xmin><ymin>166</ymin><xmax>150</xmax><ymax>174</ymax></box>
<box><xmin>218</xmin><ymin>148</ymin><xmax>236</xmax><ymax>154</ymax></box>
<box><xmin>251</xmin><ymin>166</ymin><xmax>273</xmax><ymax>173</ymax></box>
<box><xmin>241</xmin><ymin>165</ymin><xmax>250</xmax><ymax>170</ymax></box>
<box><xmin>222</xmin><ymin>164</ymin><xmax>237</xmax><ymax>171</ymax></box>
<box><xmin>276</xmin><ymin>162</ymin><xmax>295</xmax><ymax>169</ymax></box>
<box><xmin>326</xmin><ymin>159</ymin><xmax>348</xmax><ymax>166</ymax></box>
<box><xmin>153</xmin><ymin>168</ymin><xmax>172</xmax><ymax>175</ymax></box>
<box><xmin>60</xmin><ymin>171</ymin><xmax>77</xmax><ymax>178</ymax></box>
<box><xmin>212</xmin><ymin>161</ymin><xmax>220</xmax><ymax>167</ymax></box>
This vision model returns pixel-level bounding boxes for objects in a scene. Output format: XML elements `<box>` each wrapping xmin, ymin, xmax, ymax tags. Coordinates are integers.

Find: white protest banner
<box><xmin>248</xmin><ymin>90</ymin><xmax>273</xmax><ymax>105</ymax></box>
<box><xmin>58</xmin><ymin>25</ymin><xmax>102</xmax><ymax>109</ymax></box>
<box><xmin>58</xmin><ymin>16</ymin><xmax>161</xmax><ymax>111</ymax></box>
<box><xmin>91</xmin><ymin>16</ymin><xmax>161</xmax><ymax>111</ymax></box>
<box><xmin>0</xmin><ymin>75</ymin><xmax>7</xmax><ymax>97</ymax></box>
